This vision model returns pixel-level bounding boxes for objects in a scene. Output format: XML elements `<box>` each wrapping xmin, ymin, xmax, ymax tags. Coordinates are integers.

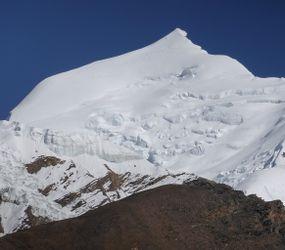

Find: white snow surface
<box><xmin>1</xmin><ymin>28</ymin><xmax>285</xmax><ymax>233</ymax></box>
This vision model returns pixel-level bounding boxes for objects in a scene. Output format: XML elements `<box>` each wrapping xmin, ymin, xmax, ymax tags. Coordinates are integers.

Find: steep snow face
<box><xmin>1</xmin><ymin>28</ymin><xmax>285</xmax><ymax>233</ymax></box>
<box><xmin>10</xmin><ymin>28</ymin><xmax>251</xmax><ymax>123</ymax></box>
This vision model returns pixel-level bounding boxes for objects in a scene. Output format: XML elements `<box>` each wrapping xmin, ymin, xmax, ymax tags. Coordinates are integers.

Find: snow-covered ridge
<box><xmin>1</xmin><ymin>28</ymin><xmax>285</xmax><ymax>234</ymax></box>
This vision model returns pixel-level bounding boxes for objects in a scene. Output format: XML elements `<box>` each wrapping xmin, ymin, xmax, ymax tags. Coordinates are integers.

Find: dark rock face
<box><xmin>1</xmin><ymin>178</ymin><xmax>285</xmax><ymax>249</ymax></box>
<box><xmin>16</xmin><ymin>206</ymin><xmax>50</xmax><ymax>232</ymax></box>
<box><xmin>0</xmin><ymin>217</ymin><xmax>3</xmax><ymax>235</ymax></box>
<box><xmin>25</xmin><ymin>155</ymin><xmax>66</xmax><ymax>174</ymax></box>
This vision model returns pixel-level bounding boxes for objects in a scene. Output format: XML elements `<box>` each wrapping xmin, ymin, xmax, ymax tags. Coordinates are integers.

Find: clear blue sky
<box><xmin>0</xmin><ymin>0</ymin><xmax>284</xmax><ymax>120</ymax></box>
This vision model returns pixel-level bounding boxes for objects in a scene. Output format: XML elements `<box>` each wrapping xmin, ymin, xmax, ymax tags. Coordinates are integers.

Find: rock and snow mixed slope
<box><xmin>1</xmin><ymin>28</ymin><xmax>285</xmax><ymax>234</ymax></box>
<box><xmin>0</xmin><ymin>120</ymin><xmax>194</xmax><ymax>234</ymax></box>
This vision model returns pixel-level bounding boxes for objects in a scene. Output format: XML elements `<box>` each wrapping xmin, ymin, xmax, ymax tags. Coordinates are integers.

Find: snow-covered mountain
<box><xmin>1</xmin><ymin>28</ymin><xmax>285</xmax><ymax>234</ymax></box>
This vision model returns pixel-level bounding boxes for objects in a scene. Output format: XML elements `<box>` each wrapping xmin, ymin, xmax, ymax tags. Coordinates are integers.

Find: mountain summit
<box><xmin>0</xmin><ymin>28</ymin><xmax>285</xmax><ymax>234</ymax></box>
<box><xmin>10</xmin><ymin>28</ymin><xmax>251</xmax><ymax>124</ymax></box>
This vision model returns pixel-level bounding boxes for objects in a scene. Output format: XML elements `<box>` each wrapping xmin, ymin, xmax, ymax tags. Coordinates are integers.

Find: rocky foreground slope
<box><xmin>1</xmin><ymin>178</ymin><xmax>285</xmax><ymax>250</ymax></box>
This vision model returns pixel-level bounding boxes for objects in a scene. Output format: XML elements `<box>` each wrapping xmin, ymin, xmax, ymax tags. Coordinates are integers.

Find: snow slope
<box><xmin>1</xmin><ymin>28</ymin><xmax>285</xmax><ymax>233</ymax></box>
<box><xmin>10</xmin><ymin>28</ymin><xmax>251</xmax><ymax>124</ymax></box>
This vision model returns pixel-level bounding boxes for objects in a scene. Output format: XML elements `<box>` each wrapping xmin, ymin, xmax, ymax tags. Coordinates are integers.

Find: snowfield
<box><xmin>0</xmin><ymin>28</ymin><xmax>285</xmax><ymax>234</ymax></box>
